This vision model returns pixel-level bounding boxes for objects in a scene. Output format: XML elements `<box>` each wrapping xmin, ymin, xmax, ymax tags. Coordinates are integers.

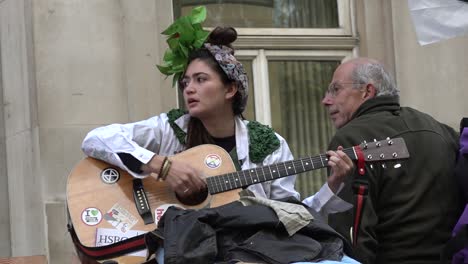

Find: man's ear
<box><xmin>362</xmin><ymin>83</ymin><xmax>377</xmax><ymax>99</ymax></box>
<box><xmin>225</xmin><ymin>82</ymin><xmax>238</xmax><ymax>100</ymax></box>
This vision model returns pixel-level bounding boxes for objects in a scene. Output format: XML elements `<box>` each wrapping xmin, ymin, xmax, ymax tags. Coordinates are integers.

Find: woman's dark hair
<box><xmin>183</xmin><ymin>26</ymin><xmax>244</xmax><ymax>149</ymax></box>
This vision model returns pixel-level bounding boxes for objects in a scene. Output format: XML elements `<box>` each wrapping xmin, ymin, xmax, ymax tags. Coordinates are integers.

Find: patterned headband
<box><xmin>204</xmin><ymin>43</ymin><xmax>249</xmax><ymax>113</ymax></box>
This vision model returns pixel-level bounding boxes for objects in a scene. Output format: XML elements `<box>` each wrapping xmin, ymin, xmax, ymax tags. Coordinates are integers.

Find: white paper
<box><xmin>95</xmin><ymin>228</ymin><xmax>147</xmax><ymax>257</ymax></box>
<box><xmin>408</xmin><ymin>0</ymin><xmax>468</xmax><ymax>45</ymax></box>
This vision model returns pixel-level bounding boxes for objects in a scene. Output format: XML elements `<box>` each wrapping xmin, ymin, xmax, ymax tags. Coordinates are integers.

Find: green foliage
<box><xmin>248</xmin><ymin>121</ymin><xmax>280</xmax><ymax>163</ymax></box>
<box><xmin>156</xmin><ymin>6</ymin><xmax>210</xmax><ymax>87</ymax></box>
<box><xmin>167</xmin><ymin>108</ymin><xmax>187</xmax><ymax>144</ymax></box>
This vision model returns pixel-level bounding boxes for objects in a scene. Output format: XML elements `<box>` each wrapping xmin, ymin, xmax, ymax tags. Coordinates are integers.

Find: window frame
<box><xmin>232</xmin><ymin>0</ymin><xmax>354</xmax><ymax>36</ymax></box>
<box><xmin>235</xmin><ymin>50</ymin><xmax>355</xmax><ymax>126</ymax></box>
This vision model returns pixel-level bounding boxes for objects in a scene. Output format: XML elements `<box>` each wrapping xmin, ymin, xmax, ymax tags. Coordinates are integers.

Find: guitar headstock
<box><xmin>359</xmin><ymin>137</ymin><xmax>410</xmax><ymax>162</ymax></box>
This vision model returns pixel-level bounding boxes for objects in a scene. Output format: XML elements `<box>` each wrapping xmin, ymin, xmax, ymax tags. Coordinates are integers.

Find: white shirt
<box><xmin>82</xmin><ymin>112</ymin><xmax>351</xmax><ymax>215</ymax></box>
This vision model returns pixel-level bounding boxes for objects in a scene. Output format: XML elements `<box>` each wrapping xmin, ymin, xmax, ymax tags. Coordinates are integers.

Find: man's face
<box><xmin>322</xmin><ymin>63</ymin><xmax>367</xmax><ymax>129</ymax></box>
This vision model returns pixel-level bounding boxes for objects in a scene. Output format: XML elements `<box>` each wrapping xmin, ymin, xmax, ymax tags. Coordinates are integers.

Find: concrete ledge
<box><xmin>0</xmin><ymin>255</ymin><xmax>47</xmax><ymax>264</ymax></box>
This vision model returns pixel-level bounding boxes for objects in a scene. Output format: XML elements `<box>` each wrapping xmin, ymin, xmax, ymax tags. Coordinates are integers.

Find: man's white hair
<box><xmin>350</xmin><ymin>59</ymin><xmax>400</xmax><ymax>96</ymax></box>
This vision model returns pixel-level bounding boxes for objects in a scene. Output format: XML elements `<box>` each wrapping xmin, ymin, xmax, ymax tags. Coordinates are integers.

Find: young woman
<box><xmin>82</xmin><ymin>26</ymin><xmax>353</xmax><ymax>212</ymax></box>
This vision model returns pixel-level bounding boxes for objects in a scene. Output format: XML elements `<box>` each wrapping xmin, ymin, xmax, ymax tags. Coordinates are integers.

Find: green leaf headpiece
<box><xmin>156</xmin><ymin>6</ymin><xmax>210</xmax><ymax>87</ymax></box>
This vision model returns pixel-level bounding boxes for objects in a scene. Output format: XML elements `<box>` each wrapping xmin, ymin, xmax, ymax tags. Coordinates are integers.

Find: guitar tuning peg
<box><xmin>394</xmin><ymin>163</ymin><xmax>402</xmax><ymax>169</ymax></box>
<box><xmin>376</xmin><ymin>142</ymin><xmax>381</xmax><ymax>147</ymax></box>
<box><xmin>362</xmin><ymin>140</ymin><xmax>368</xmax><ymax>149</ymax></box>
<box><xmin>374</xmin><ymin>139</ymin><xmax>377</xmax><ymax>142</ymax></box>
<box><xmin>382</xmin><ymin>163</ymin><xmax>386</xmax><ymax>169</ymax></box>
<box><xmin>387</xmin><ymin>139</ymin><xmax>394</xmax><ymax>145</ymax></box>
<box><xmin>370</xmin><ymin>164</ymin><xmax>374</xmax><ymax>169</ymax></box>
<box><xmin>386</xmin><ymin>137</ymin><xmax>390</xmax><ymax>140</ymax></box>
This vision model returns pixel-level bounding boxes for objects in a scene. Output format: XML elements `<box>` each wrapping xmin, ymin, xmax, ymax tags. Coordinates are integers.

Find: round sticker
<box><xmin>204</xmin><ymin>154</ymin><xmax>222</xmax><ymax>169</ymax></box>
<box><xmin>81</xmin><ymin>207</ymin><xmax>102</xmax><ymax>226</ymax></box>
<box><xmin>101</xmin><ymin>168</ymin><xmax>120</xmax><ymax>184</ymax></box>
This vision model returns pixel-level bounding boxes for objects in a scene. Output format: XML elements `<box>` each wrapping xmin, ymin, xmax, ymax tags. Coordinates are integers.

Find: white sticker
<box><xmin>96</xmin><ymin>228</ymin><xmax>147</xmax><ymax>257</ymax></box>
<box><xmin>103</xmin><ymin>203</ymin><xmax>138</xmax><ymax>233</ymax></box>
<box><xmin>204</xmin><ymin>154</ymin><xmax>222</xmax><ymax>169</ymax></box>
<box><xmin>81</xmin><ymin>207</ymin><xmax>102</xmax><ymax>226</ymax></box>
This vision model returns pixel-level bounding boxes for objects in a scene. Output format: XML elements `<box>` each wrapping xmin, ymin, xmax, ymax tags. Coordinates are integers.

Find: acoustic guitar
<box><xmin>66</xmin><ymin>138</ymin><xmax>409</xmax><ymax>263</ymax></box>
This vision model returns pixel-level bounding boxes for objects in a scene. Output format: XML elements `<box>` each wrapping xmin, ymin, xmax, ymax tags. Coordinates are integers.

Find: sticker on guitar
<box><xmin>81</xmin><ymin>207</ymin><xmax>102</xmax><ymax>226</ymax></box>
<box><xmin>95</xmin><ymin>227</ymin><xmax>147</xmax><ymax>257</ymax></box>
<box><xmin>155</xmin><ymin>204</ymin><xmax>185</xmax><ymax>225</ymax></box>
<box><xmin>103</xmin><ymin>203</ymin><xmax>138</xmax><ymax>233</ymax></box>
<box><xmin>205</xmin><ymin>154</ymin><xmax>222</xmax><ymax>169</ymax></box>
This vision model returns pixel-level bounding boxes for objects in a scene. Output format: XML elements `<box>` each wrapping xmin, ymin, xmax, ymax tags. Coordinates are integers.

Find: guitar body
<box><xmin>67</xmin><ymin>144</ymin><xmax>239</xmax><ymax>263</ymax></box>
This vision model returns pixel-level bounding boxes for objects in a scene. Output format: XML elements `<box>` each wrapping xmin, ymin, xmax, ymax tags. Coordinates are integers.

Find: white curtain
<box><xmin>270</xmin><ymin>60</ymin><xmax>338</xmax><ymax>197</ymax></box>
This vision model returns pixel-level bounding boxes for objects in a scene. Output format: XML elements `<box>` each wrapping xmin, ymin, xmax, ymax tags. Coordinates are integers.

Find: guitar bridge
<box><xmin>132</xmin><ymin>179</ymin><xmax>154</xmax><ymax>225</ymax></box>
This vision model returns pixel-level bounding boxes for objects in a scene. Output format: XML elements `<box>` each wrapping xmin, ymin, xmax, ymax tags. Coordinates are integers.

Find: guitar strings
<box><xmin>207</xmin><ymin>148</ymin><xmax>356</xmax><ymax>194</ymax></box>
<box><xmin>141</xmin><ymin>148</ymin><xmax>356</xmax><ymax>196</ymax></box>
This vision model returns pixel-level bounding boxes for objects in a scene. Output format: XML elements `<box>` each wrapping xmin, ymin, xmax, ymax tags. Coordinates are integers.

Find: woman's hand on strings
<box><xmin>142</xmin><ymin>155</ymin><xmax>207</xmax><ymax>198</ymax></box>
<box><xmin>164</xmin><ymin>159</ymin><xmax>207</xmax><ymax>198</ymax></box>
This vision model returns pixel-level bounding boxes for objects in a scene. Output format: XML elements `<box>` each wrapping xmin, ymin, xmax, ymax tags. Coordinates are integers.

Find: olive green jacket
<box><xmin>328</xmin><ymin>95</ymin><xmax>462</xmax><ymax>264</ymax></box>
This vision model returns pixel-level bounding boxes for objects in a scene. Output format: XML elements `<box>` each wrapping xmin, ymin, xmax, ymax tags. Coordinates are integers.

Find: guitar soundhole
<box><xmin>177</xmin><ymin>188</ymin><xmax>208</xmax><ymax>206</ymax></box>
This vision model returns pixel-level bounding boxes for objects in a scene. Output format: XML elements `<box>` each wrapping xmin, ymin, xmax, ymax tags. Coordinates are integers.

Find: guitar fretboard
<box><xmin>206</xmin><ymin>147</ymin><xmax>357</xmax><ymax>194</ymax></box>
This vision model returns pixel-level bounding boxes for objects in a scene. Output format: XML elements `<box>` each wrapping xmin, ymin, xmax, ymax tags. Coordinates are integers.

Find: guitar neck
<box><xmin>206</xmin><ymin>146</ymin><xmax>357</xmax><ymax>194</ymax></box>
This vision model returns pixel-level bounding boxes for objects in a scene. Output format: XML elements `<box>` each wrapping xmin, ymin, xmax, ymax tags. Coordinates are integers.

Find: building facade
<box><xmin>0</xmin><ymin>1</ymin><xmax>467</xmax><ymax>263</ymax></box>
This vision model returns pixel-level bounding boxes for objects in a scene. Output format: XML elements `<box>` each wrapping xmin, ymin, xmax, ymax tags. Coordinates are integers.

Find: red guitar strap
<box><xmin>67</xmin><ymin>223</ymin><xmax>152</xmax><ymax>263</ymax></box>
<box><xmin>352</xmin><ymin>145</ymin><xmax>369</xmax><ymax>247</ymax></box>
<box><xmin>355</xmin><ymin>145</ymin><xmax>366</xmax><ymax>176</ymax></box>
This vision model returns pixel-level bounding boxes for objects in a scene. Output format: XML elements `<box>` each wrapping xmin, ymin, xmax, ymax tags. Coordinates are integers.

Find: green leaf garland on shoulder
<box><xmin>156</xmin><ymin>6</ymin><xmax>210</xmax><ymax>87</ymax></box>
<box><xmin>167</xmin><ymin>109</ymin><xmax>187</xmax><ymax>145</ymax></box>
<box><xmin>247</xmin><ymin>121</ymin><xmax>280</xmax><ymax>163</ymax></box>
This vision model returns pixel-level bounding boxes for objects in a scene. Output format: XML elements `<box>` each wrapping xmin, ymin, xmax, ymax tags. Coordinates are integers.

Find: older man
<box><xmin>320</xmin><ymin>58</ymin><xmax>462</xmax><ymax>264</ymax></box>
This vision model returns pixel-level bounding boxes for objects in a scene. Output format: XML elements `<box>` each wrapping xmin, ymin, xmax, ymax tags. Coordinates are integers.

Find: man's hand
<box><xmin>327</xmin><ymin>146</ymin><xmax>354</xmax><ymax>193</ymax></box>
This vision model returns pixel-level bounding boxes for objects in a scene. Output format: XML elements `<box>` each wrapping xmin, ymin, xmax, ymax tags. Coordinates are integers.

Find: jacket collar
<box><xmin>174</xmin><ymin>113</ymin><xmax>190</xmax><ymax>134</ymax></box>
<box><xmin>351</xmin><ymin>95</ymin><xmax>400</xmax><ymax>120</ymax></box>
<box><xmin>234</xmin><ymin>117</ymin><xmax>248</xmax><ymax>162</ymax></box>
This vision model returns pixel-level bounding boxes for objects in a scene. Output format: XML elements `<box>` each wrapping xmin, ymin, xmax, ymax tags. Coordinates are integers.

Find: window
<box><xmin>173</xmin><ymin>0</ymin><xmax>357</xmax><ymax>197</ymax></box>
<box><xmin>175</xmin><ymin>0</ymin><xmax>348</xmax><ymax>30</ymax></box>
